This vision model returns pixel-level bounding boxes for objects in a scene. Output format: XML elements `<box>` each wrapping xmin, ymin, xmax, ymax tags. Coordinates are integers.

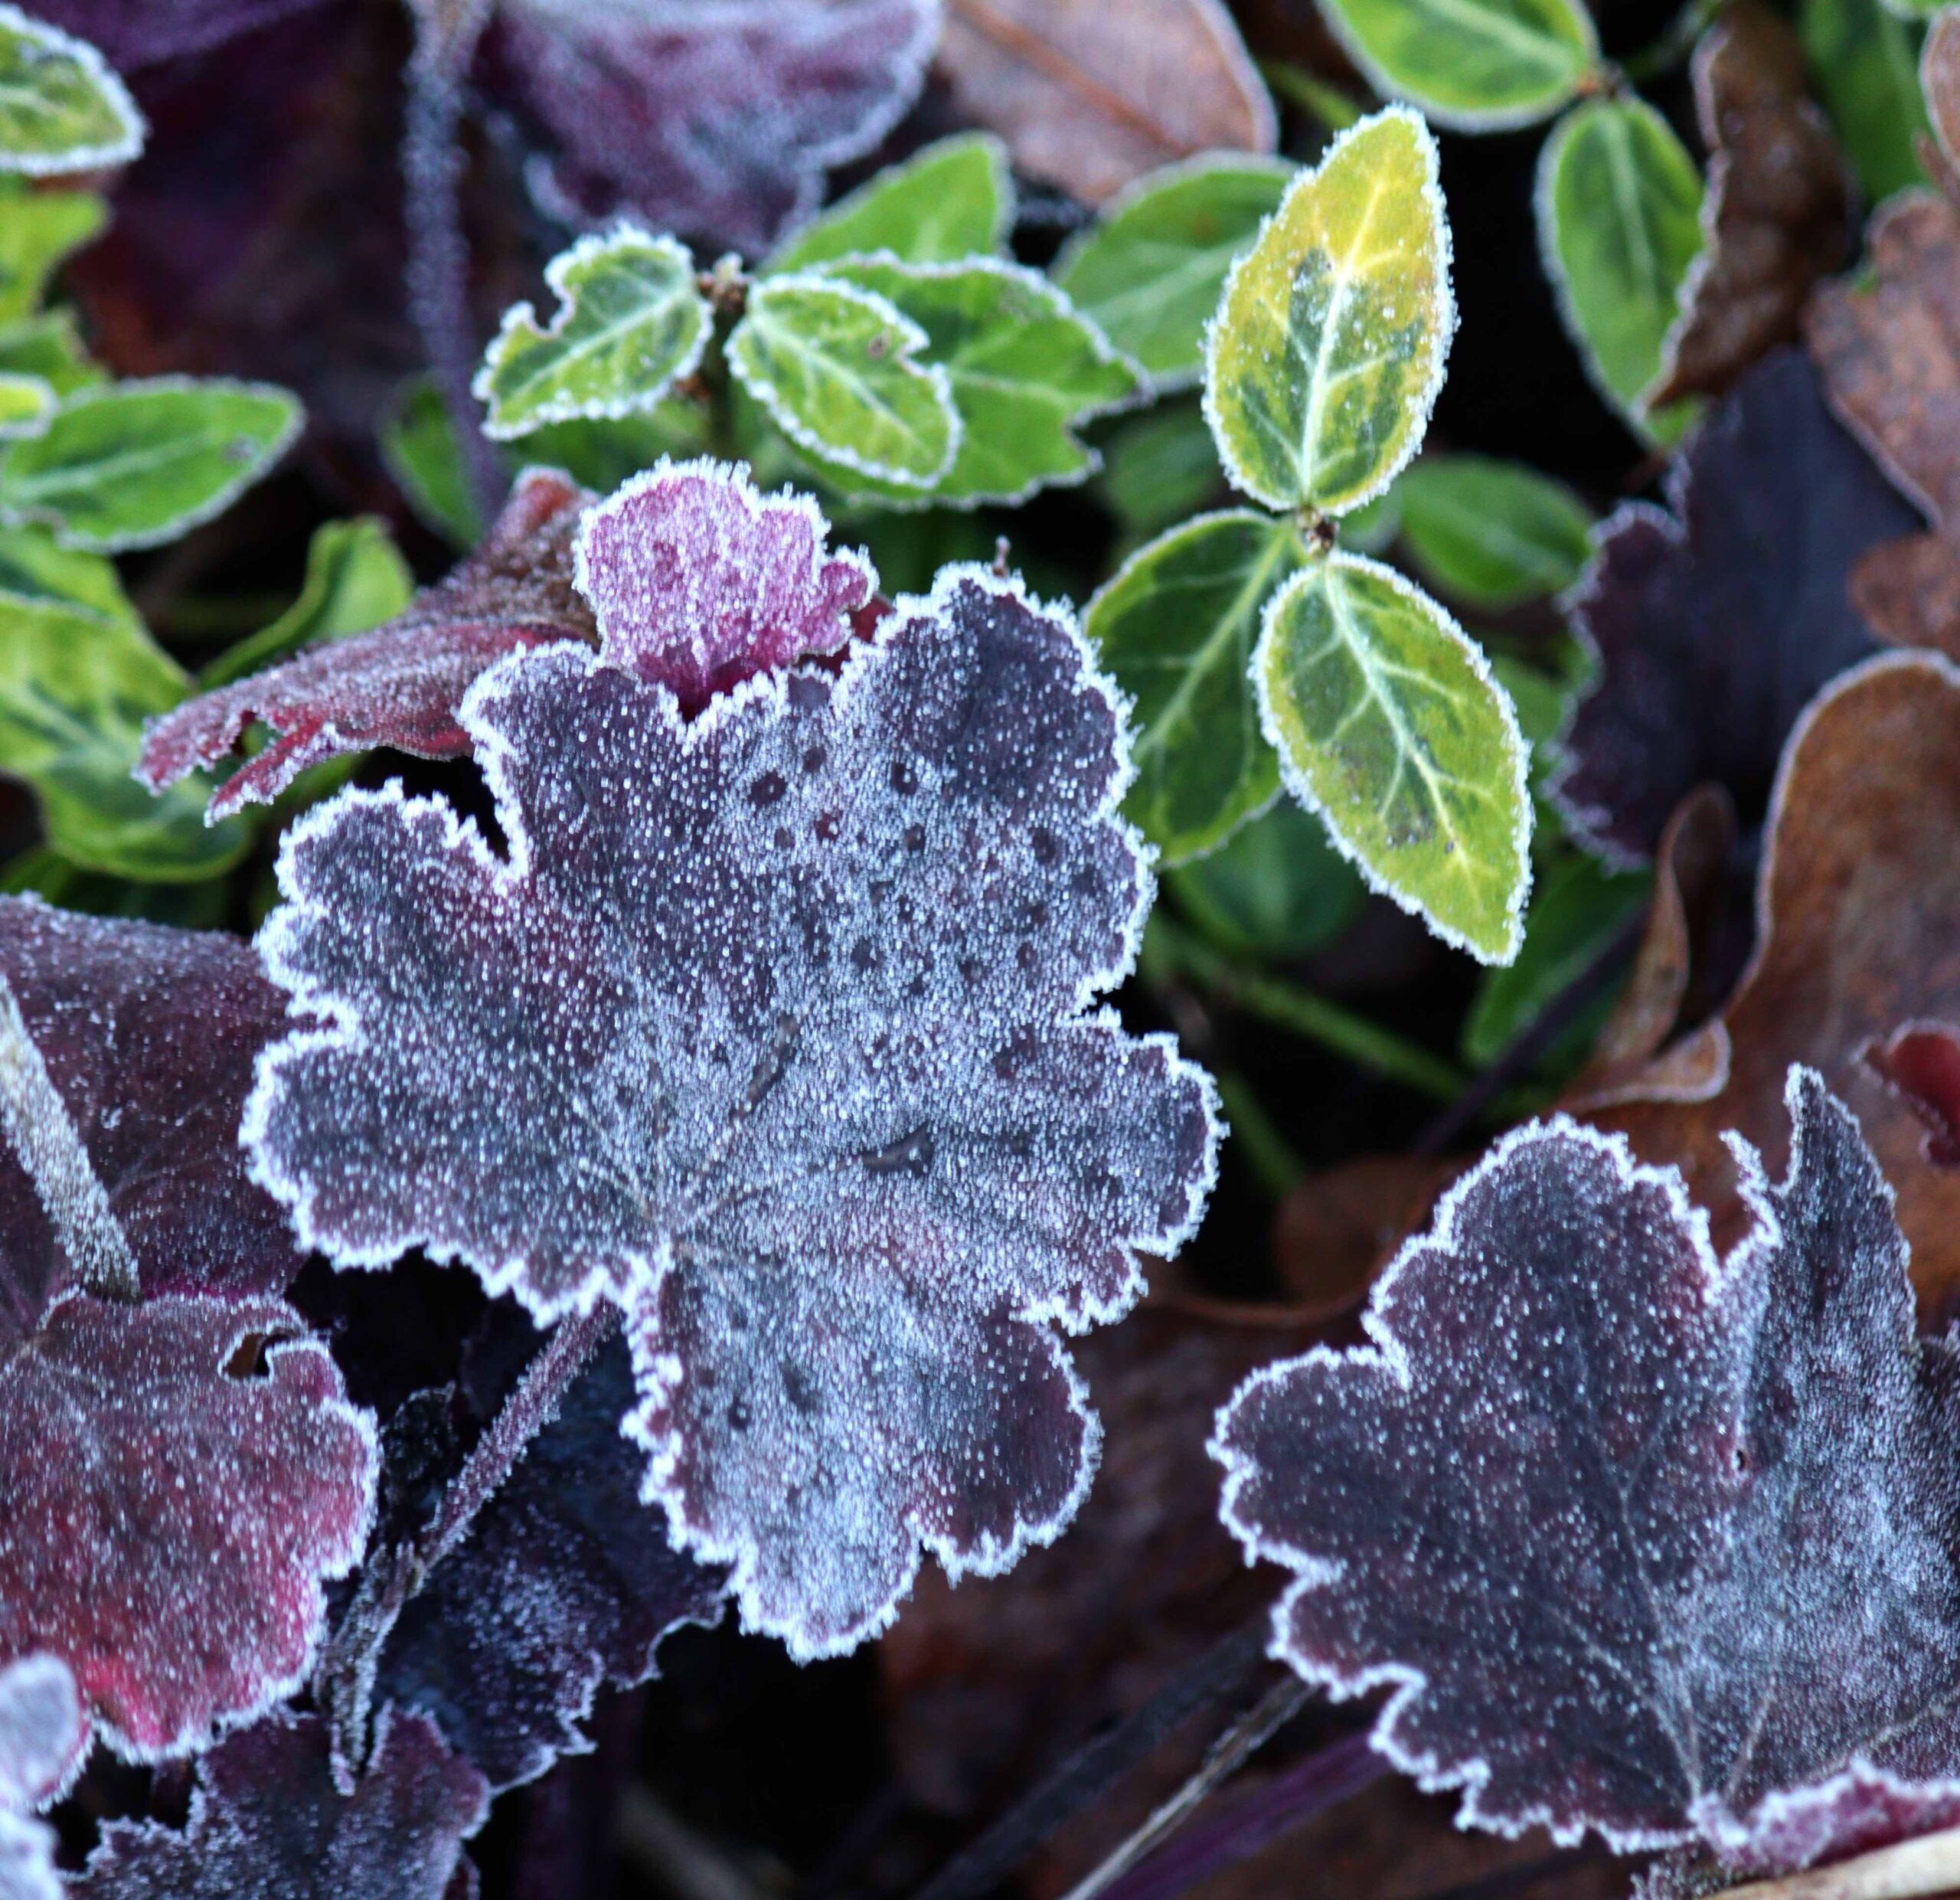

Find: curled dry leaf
<box><xmin>74</xmin><ymin>1709</ymin><xmax>488</xmax><ymax>1900</ymax></box>
<box><xmin>492</xmin><ymin>0</ymin><xmax>940</xmax><ymax>253</ymax></box>
<box><xmin>1808</xmin><ymin>191</ymin><xmax>1960</xmax><ymax>654</ymax></box>
<box><xmin>1926</xmin><ymin>11</ymin><xmax>1960</xmax><ymax>178</ymax></box>
<box><xmin>1217</xmin><ymin>1068</ymin><xmax>1960</xmax><ymax>1874</ymax></box>
<box><xmin>1648</xmin><ymin>2</ymin><xmax>1853</xmax><ymax>409</ymax></box>
<box><xmin>936</xmin><ymin>0</ymin><xmax>1276</xmax><ymax>207</ymax></box>
<box><xmin>138</xmin><ymin>467</ymin><xmax>596</xmax><ymax>821</ymax></box>
<box><xmin>246</xmin><ymin>468</ymin><xmax>1219</xmax><ymax>1659</ymax></box>
<box><xmin>1862</xmin><ymin>1024</ymin><xmax>1960</xmax><ymax>1169</ymax></box>
<box><xmin>1549</xmin><ymin>349</ymin><xmax>1918</xmax><ymax>863</ymax></box>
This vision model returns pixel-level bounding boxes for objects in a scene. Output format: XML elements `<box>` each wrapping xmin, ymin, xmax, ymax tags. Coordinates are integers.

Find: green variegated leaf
<box><xmin>1054</xmin><ymin>155</ymin><xmax>1293</xmax><ymax>389</ymax></box>
<box><xmin>0</xmin><ymin>179</ymin><xmax>103</xmax><ymax>323</ymax></box>
<box><xmin>1798</xmin><ymin>0</ymin><xmax>1928</xmax><ymax>202</ymax></box>
<box><xmin>0</xmin><ymin>309</ymin><xmax>103</xmax><ymax>394</ymax></box>
<box><xmin>727</xmin><ymin>273</ymin><xmax>958</xmax><ymax>489</ymax></box>
<box><xmin>1536</xmin><ymin>99</ymin><xmax>1705</xmax><ymax>444</ymax></box>
<box><xmin>769</xmin><ymin>133</ymin><xmax>1013</xmax><ymax>272</ymax></box>
<box><xmin>0</xmin><ymin>520</ymin><xmax>133</xmax><ymax>621</ymax></box>
<box><xmin>801</xmin><ymin>257</ymin><xmax>1141</xmax><ymax>506</ymax></box>
<box><xmin>0</xmin><ymin>4</ymin><xmax>142</xmax><ymax>175</ymax></box>
<box><xmin>1166</xmin><ymin>796</ymin><xmax>1367</xmax><ymax>958</ymax></box>
<box><xmin>475</xmin><ymin>229</ymin><xmax>711</xmax><ymax>439</ymax></box>
<box><xmin>0</xmin><ymin>377</ymin><xmax>302</xmax><ymax>551</ymax></box>
<box><xmin>1395</xmin><ymin>453</ymin><xmax>1593</xmax><ymax>608</ymax></box>
<box><xmin>1204</xmin><ymin>106</ymin><xmax>1454</xmax><ymax>517</ymax></box>
<box><xmin>1253</xmin><ymin>550</ymin><xmax>1531</xmax><ymax>963</ymax></box>
<box><xmin>0</xmin><ymin>368</ymin><xmax>48</xmax><ymax>437</ymax></box>
<box><xmin>0</xmin><ymin>590</ymin><xmax>247</xmax><ymax>880</ymax></box>
<box><xmin>1315</xmin><ymin>0</ymin><xmax>1600</xmax><ymax>129</ymax></box>
<box><xmin>1087</xmin><ymin>509</ymin><xmax>1305</xmax><ymax>863</ymax></box>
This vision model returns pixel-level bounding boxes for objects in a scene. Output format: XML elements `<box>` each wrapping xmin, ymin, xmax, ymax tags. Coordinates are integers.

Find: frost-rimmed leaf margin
<box><xmin>728</xmin><ymin>270</ymin><xmax>961</xmax><ymax>489</ymax></box>
<box><xmin>0</xmin><ymin>374</ymin><xmax>304</xmax><ymax>554</ymax></box>
<box><xmin>472</xmin><ymin>227</ymin><xmax>710</xmax><ymax>439</ymax></box>
<box><xmin>243</xmin><ymin>558</ymin><xmax>1224</xmax><ymax>1329</ymax></box>
<box><xmin>1251</xmin><ymin>550</ymin><xmax>1533</xmax><ymax>965</ymax></box>
<box><xmin>1200</xmin><ymin>104</ymin><xmax>1456</xmax><ymax>519</ymax></box>
<box><xmin>0</xmin><ymin>2</ymin><xmax>144</xmax><ymax>178</ymax></box>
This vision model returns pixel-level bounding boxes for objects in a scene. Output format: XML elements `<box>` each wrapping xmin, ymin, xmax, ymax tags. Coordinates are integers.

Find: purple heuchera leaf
<box><xmin>1214</xmin><ymin>1067</ymin><xmax>1960</xmax><ymax>1874</ymax></box>
<box><xmin>0</xmin><ymin>1294</ymin><xmax>377</xmax><ymax>1762</ymax></box>
<box><xmin>377</xmin><ymin>1334</ymin><xmax>727</xmax><ymax>1790</ymax></box>
<box><xmin>0</xmin><ymin>1656</ymin><xmax>82</xmax><ymax>1900</ymax></box>
<box><xmin>22</xmin><ymin>0</ymin><xmax>331</xmax><ymax>68</ymax></box>
<box><xmin>138</xmin><ymin>468</ymin><xmax>597</xmax><ymax>822</ymax></box>
<box><xmin>574</xmin><ymin>459</ymin><xmax>874</xmax><ymax>713</ymax></box>
<box><xmin>0</xmin><ymin>895</ymin><xmax>301</xmax><ymax>1307</ymax></box>
<box><xmin>74</xmin><ymin>1708</ymin><xmax>488</xmax><ymax>1899</ymax></box>
<box><xmin>245</xmin><ymin>508</ymin><xmax>1220</xmax><ymax>1657</ymax></box>
<box><xmin>492</xmin><ymin>0</ymin><xmax>941</xmax><ymax>253</ymax></box>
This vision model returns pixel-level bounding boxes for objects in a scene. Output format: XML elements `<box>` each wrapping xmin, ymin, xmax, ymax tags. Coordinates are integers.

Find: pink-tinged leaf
<box><xmin>1862</xmin><ymin>1024</ymin><xmax>1960</xmax><ymax>1169</ymax></box>
<box><xmin>575</xmin><ymin>459</ymin><xmax>875</xmax><ymax>714</ymax></box>
<box><xmin>1214</xmin><ymin>1068</ymin><xmax>1960</xmax><ymax>1873</ymax></box>
<box><xmin>74</xmin><ymin>1707</ymin><xmax>488</xmax><ymax>1899</ymax></box>
<box><xmin>0</xmin><ymin>896</ymin><xmax>300</xmax><ymax>1312</ymax></box>
<box><xmin>23</xmin><ymin>0</ymin><xmax>332</xmax><ymax>67</ymax></box>
<box><xmin>247</xmin><ymin>555</ymin><xmax>1220</xmax><ymax>1658</ymax></box>
<box><xmin>377</xmin><ymin>1333</ymin><xmax>726</xmax><ymax>1790</ymax></box>
<box><xmin>137</xmin><ymin>468</ymin><xmax>596</xmax><ymax>822</ymax></box>
<box><xmin>0</xmin><ymin>1295</ymin><xmax>377</xmax><ymax>1761</ymax></box>
<box><xmin>492</xmin><ymin>0</ymin><xmax>940</xmax><ymax>253</ymax></box>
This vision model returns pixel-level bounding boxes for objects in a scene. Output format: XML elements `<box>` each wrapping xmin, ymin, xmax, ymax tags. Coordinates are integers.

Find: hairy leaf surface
<box><xmin>1217</xmin><ymin>1069</ymin><xmax>1960</xmax><ymax>1872</ymax></box>
<box><xmin>247</xmin><ymin>538</ymin><xmax>1220</xmax><ymax>1657</ymax></box>
<box><xmin>0</xmin><ymin>4</ymin><xmax>141</xmax><ymax>176</ymax></box>
<box><xmin>769</xmin><ymin>133</ymin><xmax>1011</xmax><ymax>274</ymax></box>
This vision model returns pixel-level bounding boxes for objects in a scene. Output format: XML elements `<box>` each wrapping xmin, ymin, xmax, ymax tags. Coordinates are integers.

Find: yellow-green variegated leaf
<box><xmin>0</xmin><ymin>370</ymin><xmax>50</xmax><ymax>439</ymax></box>
<box><xmin>1253</xmin><ymin>550</ymin><xmax>1530</xmax><ymax>963</ymax></box>
<box><xmin>1315</xmin><ymin>0</ymin><xmax>1600</xmax><ymax>130</ymax></box>
<box><xmin>768</xmin><ymin>133</ymin><xmax>1013</xmax><ymax>272</ymax></box>
<box><xmin>727</xmin><ymin>273</ymin><xmax>959</xmax><ymax>489</ymax></box>
<box><xmin>475</xmin><ymin>229</ymin><xmax>711</xmax><ymax>439</ymax></box>
<box><xmin>0</xmin><ymin>179</ymin><xmax>103</xmax><ymax>324</ymax></box>
<box><xmin>1086</xmin><ymin>509</ymin><xmax>1308</xmax><ymax>863</ymax></box>
<box><xmin>1203</xmin><ymin>106</ymin><xmax>1454</xmax><ymax>518</ymax></box>
<box><xmin>0</xmin><ymin>3</ymin><xmax>142</xmax><ymax>175</ymax></box>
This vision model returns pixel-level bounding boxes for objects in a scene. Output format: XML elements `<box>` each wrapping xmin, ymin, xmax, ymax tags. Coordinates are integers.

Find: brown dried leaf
<box><xmin>1862</xmin><ymin>1022</ymin><xmax>1960</xmax><ymax>1168</ymax></box>
<box><xmin>1651</xmin><ymin>2</ymin><xmax>1853</xmax><ymax>407</ymax></box>
<box><xmin>936</xmin><ymin>0</ymin><xmax>1276</xmax><ymax>206</ymax></box>
<box><xmin>1589</xmin><ymin>651</ymin><xmax>1960</xmax><ymax>1326</ymax></box>
<box><xmin>1924</xmin><ymin>9</ymin><xmax>1960</xmax><ymax>174</ymax></box>
<box><xmin>1272</xmin><ymin>1156</ymin><xmax>1458</xmax><ymax>1316</ymax></box>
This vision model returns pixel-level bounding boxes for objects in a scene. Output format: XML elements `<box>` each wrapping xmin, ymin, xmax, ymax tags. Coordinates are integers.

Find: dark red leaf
<box><xmin>1216</xmin><ymin>1069</ymin><xmax>1960</xmax><ymax>1873</ymax></box>
<box><xmin>138</xmin><ymin>468</ymin><xmax>596</xmax><ymax>822</ymax></box>
<box><xmin>74</xmin><ymin>1708</ymin><xmax>487</xmax><ymax>1899</ymax></box>
<box><xmin>1549</xmin><ymin>349</ymin><xmax>1917</xmax><ymax>862</ymax></box>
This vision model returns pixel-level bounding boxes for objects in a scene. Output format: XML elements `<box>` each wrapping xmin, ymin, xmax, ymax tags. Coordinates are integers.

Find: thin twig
<box><xmin>1718</xmin><ymin>1826</ymin><xmax>1960</xmax><ymax>1900</ymax></box>
<box><xmin>0</xmin><ymin>971</ymin><xmax>138</xmax><ymax>1302</ymax></box>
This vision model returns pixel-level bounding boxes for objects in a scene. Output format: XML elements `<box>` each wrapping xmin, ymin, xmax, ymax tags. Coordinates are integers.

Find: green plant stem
<box><xmin>1210</xmin><ymin>1068</ymin><xmax>1304</xmax><ymax>1195</ymax></box>
<box><xmin>1147</xmin><ymin>914</ymin><xmax>1466</xmax><ymax>1103</ymax></box>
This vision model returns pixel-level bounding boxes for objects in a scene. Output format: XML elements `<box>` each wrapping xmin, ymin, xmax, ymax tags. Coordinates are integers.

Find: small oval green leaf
<box><xmin>1253</xmin><ymin>549</ymin><xmax>1532</xmax><ymax>963</ymax></box>
<box><xmin>1166</xmin><ymin>796</ymin><xmax>1367</xmax><ymax>959</ymax></box>
<box><xmin>1087</xmin><ymin>509</ymin><xmax>1308</xmax><ymax>864</ymax></box>
<box><xmin>1054</xmin><ymin>155</ymin><xmax>1294</xmax><ymax>390</ymax></box>
<box><xmin>768</xmin><ymin>133</ymin><xmax>1014</xmax><ymax>273</ymax></box>
<box><xmin>0</xmin><ymin>376</ymin><xmax>302</xmax><ymax>552</ymax></box>
<box><xmin>727</xmin><ymin>273</ymin><xmax>958</xmax><ymax>489</ymax></box>
<box><xmin>1204</xmin><ymin>105</ymin><xmax>1455</xmax><ymax>518</ymax></box>
<box><xmin>1394</xmin><ymin>453</ymin><xmax>1593</xmax><ymax>608</ymax></box>
<box><xmin>0</xmin><ymin>3</ymin><xmax>142</xmax><ymax>176</ymax></box>
<box><xmin>475</xmin><ymin>229</ymin><xmax>711</xmax><ymax>439</ymax></box>
<box><xmin>1536</xmin><ymin>98</ymin><xmax>1705</xmax><ymax>443</ymax></box>
<box><xmin>1315</xmin><ymin>0</ymin><xmax>1599</xmax><ymax>129</ymax></box>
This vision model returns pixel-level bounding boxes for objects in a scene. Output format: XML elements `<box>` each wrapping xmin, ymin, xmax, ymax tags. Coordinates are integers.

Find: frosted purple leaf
<box><xmin>73</xmin><ymin>1708</ymin><xmax>488</xmax><ymax>1900</ymax></box>
<box><xmin>492</xmin><ymin>0</ymin><xmax>941</xmax><ymax>253</ymax></box>
<box><xmin>247</xmin><ymin>556</ymin><xmax>1220</xmax><ymax>1658</ymax></box>
<box><xmin>1214</xmin><ymin>1067</ymin><xmax>1960</xmax><ymax>1874</ymax></box>
<box><xmin>23</xmin><ymin>0</ymin><xmax>330</xmax><ymax>67</ymax></box>
<box><xmin>574</xmin><ymin>458</ymin><xmax>875</xmax><ymax>714</ymax></box>
<box><xmin>0</xmin><ymin>895</ymin><xmax>301</xmax><ymax>1310</ymax></box>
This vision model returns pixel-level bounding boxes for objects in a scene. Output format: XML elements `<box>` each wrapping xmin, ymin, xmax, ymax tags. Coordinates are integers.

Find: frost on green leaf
<box><xmin>1395</xmin><ymin>453</ymin><xmax>1594</xmax><ymax>609</ymax></box>
<box><xmin>1203</xmin><ymin>106</ymin><xmax>1455</xmax><ymax>518</ymax></box>
<box><xmin>1313</xmin><ymin>0</ymin><xmax>1599</xmax><ymax>130</ymax></box>
<box><xmin>0</xmin><ymin>370</ymin><xmax>49</xmax><ymax>439</ymax></box>
<box><xmin>727</xmin><ymin>272</ymin><xmax>958</xmax><ymax>489</ymax></box>
<box><xmin>1796</xmin><ymin>0</ymin><xmax>1929</xmax><ymax>204</ymax></box>
<box><xmin>0</xmin><ymin>377</ymin><xmax>302</xmax><ymax>552</ymax></box>
<box><xmin>768</xmin><ymin>133</ymin><xmax>1014</xmax><ymax>273</ymax></box>
<box><xmin>475</xmin><ymin>230</ymin><xmax>712</xmax><ymax>440</ymax></box>
<box><xmin>1086</xmin><ymin>509</ymin><xmax>1305</xmax><ymax>865</ymax></box>
<box><xmin>0</xmin><ymin>591</ymin><xmax>247</xmax><ymax>880</ymax></box>
<box><xmin>1536</xmin><ymin>100</ymin><xmax>1705</xmax><ymax>445</ymax></box>
<box><xmin>0</xmin><ymin>179</ymin><xmax>103</xmax><ymax>325</ymax></box>
<box><xmin>799</xmin><ymin>257</ymin><xmax>1142</xmax><ymax>507</ymax></box>
<box><xmin>0</xmin><ymin>4</ymin><xmax>142</xmax><ymax>176</ymax></box>
<box><xmin>1253</xmin><ymin>551</ymin><xmax>1532</xmax><ymax>963</ymax></box>
<box><xmin>1054</xmin><ymin>155</ymin><xmax>1294</xmax><ymax>391</ymax></box>
<box><xmin>1165</xmin><ymin>796</ymin><xmax>1367</xmax><ymax>958</ymax></box>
